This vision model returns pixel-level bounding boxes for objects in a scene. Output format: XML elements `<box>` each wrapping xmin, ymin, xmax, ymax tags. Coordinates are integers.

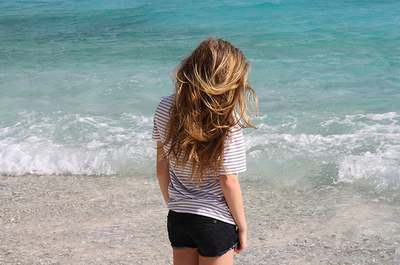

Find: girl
<box><xmin>152</xmin><ymin>37</ymin><xmax>258</xmax><ymax>265</ymax></box>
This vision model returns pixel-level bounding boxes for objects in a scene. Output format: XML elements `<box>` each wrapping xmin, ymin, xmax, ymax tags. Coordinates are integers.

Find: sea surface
<box><xmin>1</xmin><ymin>0</ymin><xmax>400</xmax><ymax>262</ymax></box>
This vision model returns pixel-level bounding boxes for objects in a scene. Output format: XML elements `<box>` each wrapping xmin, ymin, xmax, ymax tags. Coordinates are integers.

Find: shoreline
<box><xmin>1</xmin><ymin>175</ymin><xmax>399</xmax><ymax>264</ymax></box>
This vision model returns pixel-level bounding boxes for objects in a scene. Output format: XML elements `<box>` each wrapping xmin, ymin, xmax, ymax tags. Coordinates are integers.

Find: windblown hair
<box><xmin>165</xmin><ymin>37</ymin><xmax>258</xmax><ymax>184</ymax></box>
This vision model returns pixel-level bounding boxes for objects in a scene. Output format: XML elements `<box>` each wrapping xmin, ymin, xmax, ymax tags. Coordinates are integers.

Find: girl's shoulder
<box><xmin>160</xmin><ymin>94</ymin><xmax>174</xmax><ymax>105</ymax></box>
<box><xmin>155</xmin><ymin>94</ymin><xmax>174</xmax><ymax>114</ymax></box>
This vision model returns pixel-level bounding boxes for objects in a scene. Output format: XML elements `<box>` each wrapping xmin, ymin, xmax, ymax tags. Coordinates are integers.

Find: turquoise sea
<box><xmin>1</xmin><ymin>0</ymin><xmax>400</xmax><ymax>262</ymax></box>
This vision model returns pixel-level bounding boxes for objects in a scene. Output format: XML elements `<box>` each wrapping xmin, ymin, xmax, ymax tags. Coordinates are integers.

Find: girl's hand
<box><xmin>234</xmin><ymin>229</ymin><xmax>247</xmax><ymax>254</ymax></box>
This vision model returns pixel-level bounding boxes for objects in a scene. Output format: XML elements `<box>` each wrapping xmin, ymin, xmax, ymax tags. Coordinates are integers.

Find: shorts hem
<box><xmin>171</xmin><ymin>245</ymin><xmax>196</xmax><ymax>250</ymax></box>
<box><xmin>198</xmin><ymin>242</ymin><xmax>238</xmax><ymax>258</ymax></box>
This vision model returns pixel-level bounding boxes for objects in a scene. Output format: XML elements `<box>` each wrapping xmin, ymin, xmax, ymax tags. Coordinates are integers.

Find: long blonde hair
<box><xmin>165</xmin><ymin>37</ymin><xmax>258</xmax><ymax>184</ymax></box>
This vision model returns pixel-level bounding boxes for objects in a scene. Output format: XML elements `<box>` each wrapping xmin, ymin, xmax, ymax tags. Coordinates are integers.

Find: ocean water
<box><xmin>1</xmin><ymin>0</ymin><xmax>400</xmax><ymax>261</ymax></box>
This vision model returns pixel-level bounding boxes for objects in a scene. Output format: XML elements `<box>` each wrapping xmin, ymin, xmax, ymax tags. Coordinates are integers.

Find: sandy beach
<box><xmin>1</xmin><ymin>175</ymin><xmax>399</xmax><ymax>264</ymax></box>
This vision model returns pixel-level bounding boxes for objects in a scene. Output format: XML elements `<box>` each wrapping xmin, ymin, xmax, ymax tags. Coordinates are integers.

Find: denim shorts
<box><xmin>167</xmin><ymin>210</ymin><xmax>238</xmax><ymax>257</ymax></box>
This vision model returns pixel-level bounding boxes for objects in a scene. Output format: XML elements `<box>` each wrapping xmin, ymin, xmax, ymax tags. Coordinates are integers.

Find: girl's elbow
<box><xmin>220</xmin><ymin>174</ymin><xmax>240</xmax><ymax>189</ymax></box>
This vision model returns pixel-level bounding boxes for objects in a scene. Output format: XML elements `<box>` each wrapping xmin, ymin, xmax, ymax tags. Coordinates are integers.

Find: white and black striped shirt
<box><xmin>152</xmin><ymin>94</ymin><xmax>246</xmax><ymax>225</ymax></box>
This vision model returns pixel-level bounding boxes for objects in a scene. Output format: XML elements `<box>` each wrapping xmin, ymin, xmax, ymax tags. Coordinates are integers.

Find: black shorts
<box><xmin>167</xmin><ymin>210</ymin><xmax>238</xmax><ymax>257</ymax></box>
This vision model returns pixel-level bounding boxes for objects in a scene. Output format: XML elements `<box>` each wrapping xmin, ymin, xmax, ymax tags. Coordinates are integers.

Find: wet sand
<box><xmin>1</xmin><ymin>175</ymin><xmax>399</xmax><ymax>264</ymax></box>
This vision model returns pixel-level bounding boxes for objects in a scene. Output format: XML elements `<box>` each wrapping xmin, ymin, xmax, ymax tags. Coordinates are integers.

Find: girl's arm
<box><xmin>219</xmin><ymin>174</ymin><xmax>247</xmax><ymax>254</ymax></box>
<box><xmin>156</xmin><ymin>141</ymin><xmax>170</xmax><ymax>205</ymax></box>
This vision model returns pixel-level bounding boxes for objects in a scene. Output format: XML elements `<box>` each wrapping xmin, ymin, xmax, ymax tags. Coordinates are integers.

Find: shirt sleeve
<box><xmin>152</xmin><ymin>117</ymin><xmax>161</xmax><ymax>142</ymax></box>
<box><xmin>219</xmin><ymin>126</ymin><xmax>246</xmax><ymax>175</ymax></box>
<box><xmin>152</xmin><ymin>94</ymin><xmax>174</xmax><ymax>143</ymax></box>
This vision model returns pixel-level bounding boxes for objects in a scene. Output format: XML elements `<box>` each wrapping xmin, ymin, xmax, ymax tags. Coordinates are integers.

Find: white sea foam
<box><xmin>0</xmin><ymin>111</ymin><xmax>155</xmax><ymax>176</ymax></box>
<box><xmin>325</xmin><ymin>113</ymin><xmax>400</xmax><ymax>190</ymax></box>
<box><xmin>337</xmin><ymin>148</ymin><xmax>400</xmax><ymax>191</ymax></box>
<box><xmin>245</xmin><ymin>112</ymin><xmax>400</xmax><ymax>190</ymax></box>
<box><xmin>1</xmin><ymin>110</ymin><xmax>399</xmax><ymax>192</ymax></box>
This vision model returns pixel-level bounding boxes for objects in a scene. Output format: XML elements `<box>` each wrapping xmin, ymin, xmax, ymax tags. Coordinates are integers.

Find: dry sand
<box><xmin>1</xmin><ymin>175</ymin><xmax>399</xmax><ymax>264</ymax></box>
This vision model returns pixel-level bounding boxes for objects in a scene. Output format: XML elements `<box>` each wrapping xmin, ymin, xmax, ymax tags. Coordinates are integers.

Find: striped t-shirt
<box><xmin>152</xmin><ymin>94</ymin><xmax>246</xmax><ymax>225</ymax></box>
